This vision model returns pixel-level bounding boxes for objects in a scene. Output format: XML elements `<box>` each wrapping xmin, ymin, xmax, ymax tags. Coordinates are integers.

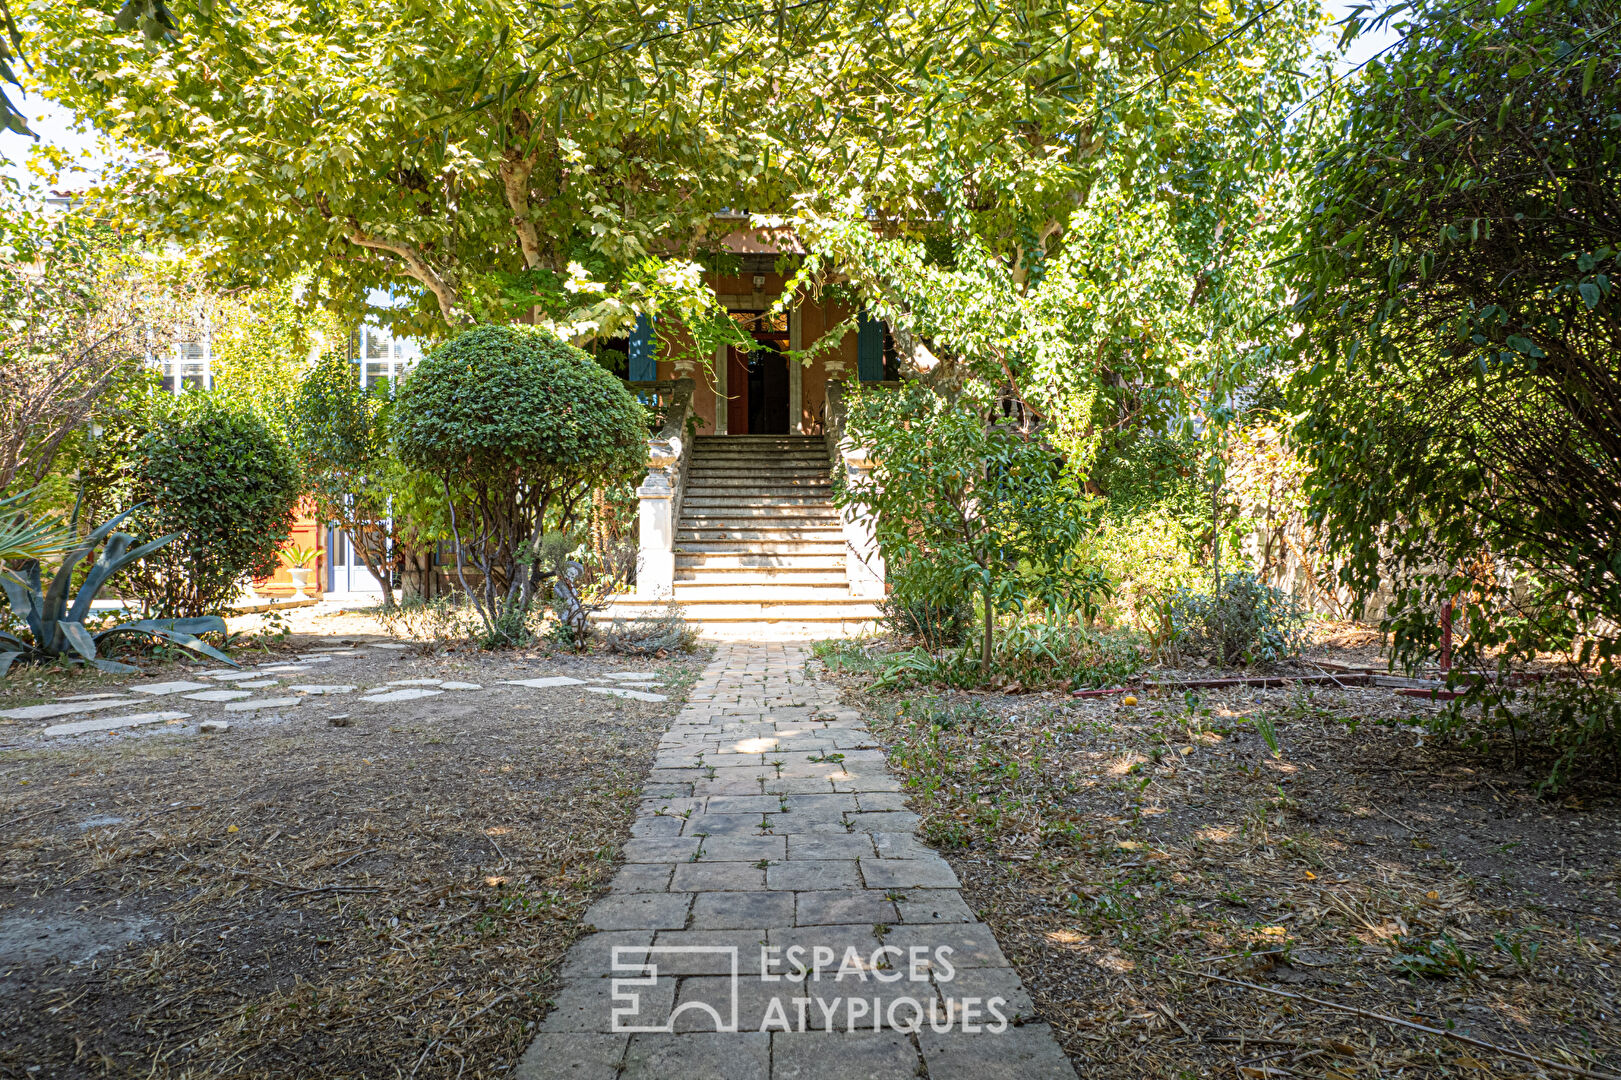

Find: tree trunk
<box><xmin>981</xmin><ymin>576</ymin><xmax>994</xmax><ymax>677</ymax></box>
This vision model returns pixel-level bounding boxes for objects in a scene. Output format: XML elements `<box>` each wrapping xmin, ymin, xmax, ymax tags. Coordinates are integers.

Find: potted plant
<box><xmin>281</xmin><ymin>544</ymin><xmax>324</xmax><ymax>596</ymax></box>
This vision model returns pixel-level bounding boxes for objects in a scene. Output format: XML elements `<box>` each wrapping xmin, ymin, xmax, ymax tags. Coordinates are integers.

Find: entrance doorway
<box><xmin>725</xmin><ymin>311</ymin><xmax>790</xmax><ymax>434</ymax></box>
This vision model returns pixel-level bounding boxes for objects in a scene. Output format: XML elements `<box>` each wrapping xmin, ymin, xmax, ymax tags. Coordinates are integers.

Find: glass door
<box><xmin>326</xmin><ymin>528</ymin><xmax>383</xmax><ymax>595</ymax></box>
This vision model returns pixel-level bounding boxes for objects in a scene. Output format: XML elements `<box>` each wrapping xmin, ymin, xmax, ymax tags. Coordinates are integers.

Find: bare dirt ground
<box><xmin>0</xmin><ymin>604</ymin><xmax>707</xmax><ymax>1079</ymax></box>
<box><xmin>820</xmin><ymin>633</ymin><xmax>1621</xmax><ymax>1079</ymax></box>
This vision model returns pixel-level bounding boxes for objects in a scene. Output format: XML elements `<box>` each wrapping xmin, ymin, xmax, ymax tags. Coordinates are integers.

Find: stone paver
<box><xmin>42</xmin><ymin>710</ymin><xmax>188</xmax><ymax>736</ymax></box>
<box><xmin>1</xmin><ymin>698</ymin><xmax>144</xmax><ymax>722</ymax></box>
<box><xmin>516</xmin><ymin>643</ymin><xmax>1075</xmax><ymax>1080</ymax></box>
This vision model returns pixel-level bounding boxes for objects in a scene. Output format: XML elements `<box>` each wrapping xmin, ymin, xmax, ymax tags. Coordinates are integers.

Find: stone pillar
<box><xmin>839</xmin><ymin>442</ymin><xmax>886</xmax><ymax>599</ymax></box>
<box><xmin>636</xmin><ymin>437</ymin><xmax>680</xmax><ymax>599</ymax></box>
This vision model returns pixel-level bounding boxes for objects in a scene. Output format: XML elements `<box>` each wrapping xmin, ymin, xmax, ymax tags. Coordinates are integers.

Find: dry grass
<box><xmin>0</xmin><ymin>624</ymin><xmax>707</xmax><ymax>1079</ymax></box>
<box><xmin>826</xmin><ymin>651</ymin><xmax>1621</xmax><ymax>1079</ymax></box>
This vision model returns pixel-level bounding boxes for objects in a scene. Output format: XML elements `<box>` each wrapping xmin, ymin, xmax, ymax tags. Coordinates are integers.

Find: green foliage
<box><xmin>1158</xmin><ymin>571</ymin><xmax>1309</xmax><ymax>667</ymax></box>
<box><xmin>1289</xmin><ymin>0</ymin><xmax>1621</xmax><ymax>787</ymax></box>
<box><xmin>880</xmin><ymin>562</ymin><xmax>972</xmax><ymax>650</ymax></box>
<box><xmin>117</xmin><ymin>393</ymin><xmax>303</xmax><ymax>617</ymax></box>
<box><xmin>1390</xmin><ymin>934</ymin><xmax>1477</xmax><ymax>980</ymax></box>
<box><xmin>1081</xmin><ymin>511</ymin><xmax>1205</xmax><ymax>629</ymax></box>
<box><xmin>394</xmin><ymin>325</ymin><xmax>646</xmax><ymax>639</ymax></box>
<box><xmin>837</xmin><ymin>380</ymin><xmax>1089</xmax><ymax>674</ymax></box>
<box><xmin>208</xmin><ymin>282</ymin><xmax>334</xmax><ymax>436</ymax></box>
<box><xmin>0</xmin><ymin>504</ymin><xmax>236</xmax><ymax>676</ymax></box>
<box><xmin>990</xmin><ymin>620</ymin><xmax>1142</xmax><ymax>690</ymax></box>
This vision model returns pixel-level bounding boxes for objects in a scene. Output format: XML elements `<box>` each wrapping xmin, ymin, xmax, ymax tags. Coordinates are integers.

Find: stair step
<box><xmin>675</xmin><ymin>540</ymin><xmax>845</xmax><ymax>555</ymax></box>
<box><xmin>684</xmin><ymin>477</ymin><xmax>831</xmax><ymax>491</ymax></box>
<box><xmin>682</xmin><ymin>496</ymin><xmax>835</xmax><ymax>509</ymax></box>
<box><xmin>687</xmin><ymin>467</ymin><xmax>831</xmax><ymax>479</ymax></box>
<box><xmin>671</xmin><ymin>584</ymin><xmax>855</xmax><ymax>600</ymax></box>
<box><xmin>677</xmin><ymin>528</ymin><xmax>844</xmax><ymax>542</ymax></box>
<box><xmin>681</xmin><ymin>511</ymin><xmax>840</xmax><ymax>524</ymax></box>
<box><xmin>603</xmin><ymin>600</ymin><xmax>883</xmax><ymax>620</ymax></box>
<box><xmin>691</xmin><ymin>450</ymin><xmax>827</xmax><ymax>459</ymax></box>
<box><xmin>675</xmin><ymin>553</ymin><xmax>846</xmax><ymax>570</ymax></box>
<box><xmin>675</xmin><ymin>570</ymin><xmax>849</xmax><ymax>584</ymax></box>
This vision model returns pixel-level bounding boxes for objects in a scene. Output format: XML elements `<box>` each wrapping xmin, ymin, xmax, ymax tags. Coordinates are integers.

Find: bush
<box><xmin>393</xmin><ymin>325</ymin><xmax>646</xmax><ymax>642</ymax></box>
<box><xmin>881</xmin><ymin>562</ymin><xmax>972</xmax><ymax>650</ymax></box>
<box><xmin>1158</xmin><ymin>571</ymin><xmax>1308</xmax><ymax>667</ymax></box>
<box><xmin>116</xmin><ymin>392</ymin><xmax>302</xmax><ymax>617</ymax></box>
<box><xmin>837</xmin><ymin>380</ymin><xmax>1089</xmax><ymax>675</ymax></box>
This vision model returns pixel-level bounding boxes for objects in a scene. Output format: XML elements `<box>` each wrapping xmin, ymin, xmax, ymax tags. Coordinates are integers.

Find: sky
<box><xmin>0</xmin><ymin>2</ymin><xmax>1404</xmax><ymax>194</ymax></box>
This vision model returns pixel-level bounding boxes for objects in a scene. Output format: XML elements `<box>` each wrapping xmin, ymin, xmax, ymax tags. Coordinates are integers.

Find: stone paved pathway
<box><xmin>517</xmin><ymin>642</ymin><xmax>1077</xmax><ymax>1080</ymax></box>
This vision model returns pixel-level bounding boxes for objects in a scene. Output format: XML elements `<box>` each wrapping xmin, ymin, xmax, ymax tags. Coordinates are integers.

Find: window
<box><xmin>355</xmin><ymin>325</ymin><xmax>421</xmax><ymax>392</ymax></box>
<box><xmin>157</xmin><ymin>333</ymin><xmax>213</xmax><ymax>394</ymax></box>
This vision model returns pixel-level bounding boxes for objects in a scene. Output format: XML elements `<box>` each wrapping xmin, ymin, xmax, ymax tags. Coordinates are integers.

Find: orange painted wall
<box><xmin>259</xmin><ymin>501</ymin><xmax>326</xmax><ymax>598</ymax></box>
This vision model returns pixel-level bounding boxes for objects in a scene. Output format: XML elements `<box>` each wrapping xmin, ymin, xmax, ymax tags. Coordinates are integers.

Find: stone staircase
<box><xmin>602</xmin><ymin>435</ymin><xmax>882</xmax><ymax>638</ymax></box>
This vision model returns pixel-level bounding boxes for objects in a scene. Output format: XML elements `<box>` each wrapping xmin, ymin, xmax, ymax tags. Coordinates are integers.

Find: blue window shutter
<box><xmin>857</xmin><ymin>309</ymin><xmax>884</xmax><ymax>382</ymax></box>
<box><xmin>628</xmin><ymin>314</ymin><xmax>656</xmax><ymax>381</ymax></box>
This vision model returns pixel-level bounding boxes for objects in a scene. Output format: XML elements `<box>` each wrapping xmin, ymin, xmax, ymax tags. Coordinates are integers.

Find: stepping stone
<box><xmin>587</xmin><ymin>686</ymin><xmax>668</xmax><ymax>703</ymax></box>
<box><xmin>193</xmin><ymin>668</ymin><xmax>239</xmax><ymax>677</ymax></box>
<box><xmin>126</xmin><ymin>680</ymin><xmax>213</xmax><ymax>696</ymax></box>
<box><xmin>211</xmin><ymin>671</ymin><xmax>272</xmax><ymax>682</ymax></box>
<box><xmin>233</xmin><ymin>679</ymin><xmax>279</xmax><ymax>689</ymax></box>
<box><xmin>603</xmin><ymin>671</ymin><xmax>660</xmax><ymax>680</ymax></box>
<box><xmin>440</xmin><ymin>681</ymin><xmax>483</xmax><ymax>690</ymax></box>
<box><xmin>2</xmin><ymin>699</ymin><xmax>145</xmax><ymax>722</ymax></box>
<box><xmin>387</xmin><ymin>678</ymin><xmax>443</xmax><ymax>686</ymax></box>
<box><xmin>77</xmin><ymin>814</ymin><xmax>127</xmax><ymax>830</ymax></box>
<box><xmin>223</xmin><ymin>697</ymin><xmax>302</xmax><ymax>712</ymax></box>
<box><xmin>57</xmin><ymin>693</ymin><xmax>130</xmax><ymax>702</ymax></box>
<box><xmin>183</xmin><ymin>689</ymin><xmax>254</xmax><ymax>702</ymax></box>
<box><xmin>257</xmin><ymin>664</ymin><xmax>311</xmax><ymax>673</ymax></box>
<box><xmin>361</xmin><ymin>688</ymin><xmax>443</xmax><ymax>703</ymax></box>
<box><xmin>367</xmin><ymin>642</ymin><xmax>410</xmax><ymax>650</ymax></box>
<box><xmin>506</xmin><ymin>677</ymin><xmax>585</xmax><ymax>688</ymax></box>
<box><xmin>289</xmin><ymin>684</ymin><xmax>357</xmax><ymax>695</ymax></box>
<box><xmin>291</xmin><ymin>655</ymin><xmax>334</xmax><ymax>664</ymax></box>
<box><xmin>43</xmin><ymin>710</ymin><xmax>188</xmax><ymax>736</ymax></box>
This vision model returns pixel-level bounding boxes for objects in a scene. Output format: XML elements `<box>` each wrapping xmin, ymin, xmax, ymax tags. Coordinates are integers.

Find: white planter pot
<box><xmin>287</xmin><ymin>567</ymin><xmax>313</xmax><ymax>595</ymax></box>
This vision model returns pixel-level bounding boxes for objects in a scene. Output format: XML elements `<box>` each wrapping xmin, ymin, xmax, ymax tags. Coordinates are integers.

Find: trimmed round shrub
<box><xmin>392</xmin><ymin>324</ymin><xmax>647</xmax><ymax>642</ymax></box>
<box><xmin>394</xmin><ymin>324</ymin><xmax>646</xmax><ymax>500</ymax></box>
<box><xmin>121</xmin><ymin>391</ymin><xmax>302</xmax><ymax>616</ymax></box>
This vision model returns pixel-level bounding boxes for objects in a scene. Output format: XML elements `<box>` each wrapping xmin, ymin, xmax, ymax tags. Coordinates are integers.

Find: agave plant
<box><xmin>0</xmin><ymin>505</ymin><xmax>239</xmax><ymax>676</ymax></box>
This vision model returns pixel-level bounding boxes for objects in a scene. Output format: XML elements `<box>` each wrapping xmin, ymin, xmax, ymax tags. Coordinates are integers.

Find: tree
<box><xmin>292</xmin><ymin>350</ymin><xmax>402</xmax><ymax>610</ymax></box>
<box><xmin>392</xmin><ymin>325</ymin><xmax>645</xmax><ymax>641</ymax></box>
<box><xmin>835</xmin><ymin>380</ymin><xmax>1088</xmax><ymax>675</ymax></box>
<box><xmin>787</xmin><ymin>0</ymin><xmax>1321</xmax><ymax>468</ymax></box>
<box><xmin>30</xmin><ymin>0</ymin><xmax>1317</xmax><ymax>344</ymax></box>
<box><xmin>0</xmin><ymin>199</ymin><xmax>200</xmax><ymax>500</ymax></box>
<box><xmin>1289</xmin><ymin>0</ymin><xmax>1620</xmax><ymax>785</ymax></box>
